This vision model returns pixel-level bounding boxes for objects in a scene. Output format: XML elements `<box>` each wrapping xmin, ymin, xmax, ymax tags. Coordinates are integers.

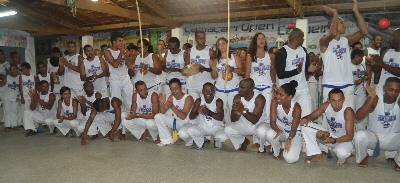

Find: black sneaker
<box><xmin>26</xmin><ymin>130</ymin><xmax>38</xmax><ymax>137</ymax></box>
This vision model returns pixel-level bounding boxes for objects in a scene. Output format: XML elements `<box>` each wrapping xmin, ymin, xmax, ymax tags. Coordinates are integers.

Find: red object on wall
<box><xmin>288</xmin><ymin>23</ymin><xmax>296</xmax><ymax>29</ymax></box>
<box><xmin>378</xmin><ymin>18</ymin><xmax>391</xmax><ymax>30</ymax></box>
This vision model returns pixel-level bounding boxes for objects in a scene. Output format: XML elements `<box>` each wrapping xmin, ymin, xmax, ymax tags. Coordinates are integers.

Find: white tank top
<box><xmin>277</xmin><ymin>102</ymin><xmax>300</xmax><ymax>133</ymax></box>
<box><xmin>84</xmin><ymin>56</ymin><xmax>107</xmax><ymax>92</ymax></box>
<box><xmin>136</xmin><ymin>93</ymin><xmax>153</xmax><ymax>114</ymax></box>
<box><xmin>133</xmin><ymin>53</ymin><xmax>159</xmax><ymax>87</ymax></box>
<box><xmin>215</xmin><ymin>54</ymin><xmax>240</xmax><ymax>91</ymax></box>
<box><xmin>38</xmin><ymin>73</ymin><xmax>51</xmax><ymax>84</ymax></box>
<box><xmin>84</xmin><ymin>94</ymin><xmax>96</xmax><ymax>113</ymax></box>
<box><xmin>199</xmin><ymin>96</ymin><xmax>223</xmax><ymax>127</ymax></box>
<box><xmin>62</xmin><ymin>98</ymin><xmax>83</xmax><ymax>119</ymax></box>
<box><xmin>368</xmin><ymin>94</ymin><xmax>400</xmax><ymax>135</ymax></box>
<box><xmin>21</xmin><ymin>74</ymin><xmax>35</xmax><ymax>98</ymax></box>
<box><xmin>377</xmin><ymin>49</ymin><xmax>400</xmax><ymax>90</ymax></box>
<box><xmin>187</xmin><ymin>46</ymin><xmax>212</xmax><ymax>90</ymax></box>
<box><xmin>4</xmin><ymin>75</ymin><xmax>19</xmax><ymax>101</ymax></box>
<box><xmin>322</xmin><ymin>37</ymin><xmax>353</xmax><ymax>85</ymax></box>
<box><xmin>107</xmin><ymin>48</ymin><xmax>130</xmax><ymax>82</ymax></box>
<box><xmin>104</xmin><ymin>97</ymin><xmax>115</xmax><ymax>113</ymax></box>
<box><xmin>366</xmin><ymin>47</ymin><xmax>380</xmax><ymax>56</ymax></box>
<box><xmin>47</xmin><ymin>60</ymin><xmax>63</xmax><ymax>94</ymax></box>
<box><xmin>239</xmin><ymin>94</ymin><xmax>262</xmax><ymax>124</ymax></box>
<box><xmin>64</xmin><ymin>54</ymin><xmax>83</xmax><ymax>90</ymax></box>
<box><xmin>278</xmin><ymin>45</ymin><xmax>308</xmax><ymax>92</ymax></box>
<box><xmin>250</xmin><ymin>52</ymin><xmax>272</xmax><ymax>87</ymax></box>
<box><xmin>325</xmin><ymin>104</ymin><xmax>348</xmax><ymax>138</ymax></box>
<box><xmin>39</xmin><ymin>92</ymin><xmax>55</xmax><ymax>119</ymax></box>
<box><xmin>352</xmin><ymin>59</ymin><xmax>367</xmax><ymax>95</ymax></box>
<box><xmin>172</xmin><ymin>94</ymin><xmax>190</xmax><ymax>123</ymax></box>
<box><xmin>165</xmin><ymin>50</ymin><xmax>186</xmax><ymax>80</ymax></box>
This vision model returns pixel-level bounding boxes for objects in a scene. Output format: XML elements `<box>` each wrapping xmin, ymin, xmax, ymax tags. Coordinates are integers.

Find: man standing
<box><xmin>354</xmin><ymin>77</ymin><xmax>400</xmax><ymax>170</ymax></box>
<box><xmin>225</xmin><ymin>78</ymin><xmax>268</xmax><ymax>153</ymax></box>
<box><xmin>320</xmin><ymin>1</ymin><xmax>368</xmax><ymax>111</ymax></box>
<box><xmin>276</xmin><ymin>28</ymin><xmax>316</xmax><ymax>117</ymax></box>
<box><xmin>58</xmin><ymin>41</ymin><xmax>84</xmax><ymax>97</ymax></box>
<box><xmin>103</xmin><ymin>34</ymin><xmax>134</xmax><ymax>109</ymax></box>
<box><xmin>365</xmin><ymin>35</ymin><xmax>382</xmax><ymax>85</ymax></box>
<box><xmin>79</xmin><ymin>44</ymin><xmax>109</xmax><ymax>97</ymax></box>
<box><xmin>187</xmin><ymin>82</ymin><xmax>229</xmax><ymax>149</ymax></box>
<box><xmin>185</xmin><ymin>30</ymin><xmax>215</xmax><ymax>99</ymax></box>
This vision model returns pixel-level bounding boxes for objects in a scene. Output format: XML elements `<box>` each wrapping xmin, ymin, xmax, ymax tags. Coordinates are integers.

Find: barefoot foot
<box><xmin>238</xmin><ymin>137</ymin><xmax>250</xmax><ymax>152</ymax></box>
<box><xmin>305</xmin><ymin>154</ymin><xmax>324</xmax><ymax>164</ymax></box>
<box><xmin>359</xmin><ymin>156</ymin><xmax>369</xmax><ymax>168</ymax></box>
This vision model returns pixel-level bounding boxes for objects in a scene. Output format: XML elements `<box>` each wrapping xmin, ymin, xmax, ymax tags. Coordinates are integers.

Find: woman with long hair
<box><xmin>210</xmin><ymin>37</ymin><xmax>244</xmax><ymax>124</ymax></box>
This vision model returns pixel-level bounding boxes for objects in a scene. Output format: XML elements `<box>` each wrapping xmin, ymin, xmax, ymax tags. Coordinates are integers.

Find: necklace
<box><xmin>384</xmin><ymin>102</ymin><xmax>395</xmax><ymax>116</ymax></box>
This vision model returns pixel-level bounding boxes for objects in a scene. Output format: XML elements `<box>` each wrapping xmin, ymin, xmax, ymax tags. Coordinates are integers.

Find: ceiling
<box><xmin>0</xmin><ymin>0</ymin><xmax>399</xmax><ymax>37</ymax></box>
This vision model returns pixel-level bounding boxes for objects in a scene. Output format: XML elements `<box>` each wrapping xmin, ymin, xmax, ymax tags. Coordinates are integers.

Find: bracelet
<box><xmin>207</xmin><ymin>110</ymin><xmax>214</xmax><ymax>117</ymax></box>
<box><xmin>136</xmin><ymin>113</ymin><xmax>140</xmax><ymax>118</ymax></box>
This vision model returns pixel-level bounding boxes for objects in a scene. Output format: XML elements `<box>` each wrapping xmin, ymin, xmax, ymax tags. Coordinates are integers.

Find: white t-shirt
<box><xmin>187</xmin><ymin>46</ymin><xmax>212</xmax><ymax>90</ymax></box>
<box><xmin>325</xmin><ymin>104</ymin><xmax>349</xmax><ymax>138</ymax></box>
<box><xmin>83</xmin><ymin>56</ymin><xmax>107</xmax><ymax>92</ymax></box>
<box><xmin>368</xmin><ymin>94</ymin><xmax>400</xmax><ymax>135</ymax></box>
<box><xmin>107</xmin><ymin>48</ymin><xmax>130</xmax><ymax>82</ymax></box>
<box><xmin>278</xmin><ymin>45</ymin><xmax>308</xmax><ymax>92</ymax></box>
<box><xmin>64</xmin><ymin>54</ymin><xmax>83</xmax><ymax>90</ymax></box>
<box><xmin>215</xmin><ymin>54</ymin><xmax>240</xmax><ymax>91</ymax></box>
<box><xmin>376</xmin><ymin>49</ymin><xmax>400</xmax><ymax>93</ymax></box>
<box><xmin>250</xmin><ymin>52</ymin><xmax>272</xmax><ymax>87</ymax></box>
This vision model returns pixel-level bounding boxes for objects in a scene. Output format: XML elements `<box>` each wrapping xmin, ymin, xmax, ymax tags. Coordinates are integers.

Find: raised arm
<box><xmin>355</xmin><ymin>85</ymin><xmax>378</xmax><ymax>120</ymax></box>
<box><xmin>346</xmin><ymin>0</ymin><xmax>368</xmax><ymax>45</ymax></box>
<box><xmin>320</xmin><ymin>6</ymin><xmax>338</xmax><ymax>53</ymax></box>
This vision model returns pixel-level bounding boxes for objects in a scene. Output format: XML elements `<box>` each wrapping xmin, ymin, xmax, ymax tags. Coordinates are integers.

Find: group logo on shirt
<box><xmin>383</xmin><ymin>58</ymin><xmax>399</xmax><ymax>74</ymax></box>
<box><xmin>167</xmin><ymin>60</ymin><xmax>181</xmax><ymax>68</ymax></box>
<box><xmin>191</xmin><ymin>55</ymin><xmax>206</xmax><ymax>65</ymax></box>
<box><xmin>326</xmin><ymin>117</ymin><xmax>343</xmax><ymax>133</ymax></box>
<box><xmin>23</xmin><ymin>79</ymin><xmax>34</xmax><ymax>89</ymax></box>
<box><xmin>65</xmin><ymin>110</ymin><xmax>73</xmax><ymax>117</ymax></box>
<box><xmin>139</xmin><ymin>105</ymin><xmax>152</xmax><ymax>114</ymax></box>
<box><xmin>378</xmin><ymin>113</ymin><xmax>397</xmax><ymax>129</ymax></box>
<box><xmin>278</xmin><ymin>116</ymin><xmax>292</xmax><ymax>126</ymax></box>
<box><xmin>88</xmin><ymin>65</ymin><xmax>101</xmax><ymax>74</ymax></box>
<box><xmin>8</xmin><ymin>81</ymin><xmax>19</xmax><ymax>90</ymax></box>
<box><xmin>352</xmin><ymin>69</ymin><xmax>366</xmax><ymax>80</ymax></box>
<box><xmin>253</xmin><ymin>62</ymin><xmax>270</xmax><ymax>76</ymax></box>
<box><xmin>119</xmin><ymin>58</ymin><xmax>125</xmax><ymax>67</ymax></box>
<box><xmin>176</xmin><ymin>105</ymin><xmax>183</xmax><ymax>112</ymax></box>
<box><xmin>40</xmin><ymin>103</ymin><xmax>46</xmax><ymax>110</ymax></box>
<box><xmin>291</xmin><ymin>55</ymin><xmax>305</xmax><ymax>67</ymax></box>
<box><xmin>333</xmin><ymin>45</ymin><xmax>347</xmax><ymax>60</ymax></box>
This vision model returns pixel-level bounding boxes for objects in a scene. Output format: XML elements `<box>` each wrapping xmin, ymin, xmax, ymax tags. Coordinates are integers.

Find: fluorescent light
<box><xmin>0</xmin><ymin>11</ymin><xmax>17</xmax><ymax>17</ymax></box>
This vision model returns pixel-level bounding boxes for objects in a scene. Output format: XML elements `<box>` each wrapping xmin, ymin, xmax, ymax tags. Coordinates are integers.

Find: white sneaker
<box><xmin>214</xmin><ymin>141</ymin><xmax>222</xmax><ymax>150</ymax></box>
<box><xmin>157</xmin><ymin>142</ymin><xmax>172</xmax><ymax>147</ymax></box>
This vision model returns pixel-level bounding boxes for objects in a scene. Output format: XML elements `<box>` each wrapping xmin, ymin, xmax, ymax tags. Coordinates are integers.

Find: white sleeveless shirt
<box><xmin>21</xmin><ymin>74</ymin><xmax>35</xmax><ymax>98</ymax></box>
<box><xmin>352</xmin><ymin>59</ymin><xmax>367</xmax><ymax>95</ymax></box>
<box><xmin>62</xmin><ymin>98</ymin><xmax>83</xmax><ymax>119</ymax></box>
<box><xmin>172</xmin><ymin>94</ymin><xmax>190</xmax><ymax>124</ymax></box>
<box><xmin>165</xmin><ymin>50</ymin><xmax>186</xmax><ymax>81</ymax></box>
<box><xmin>47</xmin><ymin>60</ymin><xmax>63</xmax><ymax>94</ymax></box>
<box><xmin>240</xmin><ymin>94</ymin><xmax>262</xmax><ymax>124</ymax></box>
<box><xmin>84</xmin><ymin>94</ymin><xmax>96</xmax><ymax>114</ymax></box>
<box><xmin>107</xmin><ymin>48</ymin><xmax>130</xmax><ymax>82</ymax></box>
<box><xmin>368</xmin><ymin>94</ymin><xmax>400</xmax><ymax>135</ymax></box>
<box><xmin>250</xmin><ymin>53</ymin><xmax>272</xmax><ymax>87</ymax></box>
<box><xmin>64</xmin><ymin>54</ymin><xmax>83</xmax><ymax>90</ymax></box>
<box><xmin>38</xmin><ymin>73</ymin><xmax>51</xmax><ymax>84</ymax></box>
<box><xmin>322</xmin><ymin>37</ymin><xmax>353</xmax><ymax>86</ymax></box>
<box><xmin>199</xmin><ymin>96</ymin><xmax>223</xmax><ymax>127</ymax></box>
<box><xmin>39</xmin><ymin>92</ymin><xmax>55</xmax><ymax>119</ymax></box>
<box><xmin>133</xmin><ymin>53</ymin><xmax>160</xmax><ymax>87</ymax></box>
<box><xmin>278</xmin><ymin>45</ymin><xmax>308</xmax><ymax>92</ymax></box>
<box><xmin>366</xmin><ymin>47</ymin><xmax>380</xmax><ymax>57</ymax></box>
<box><xmin>84</xmin><ymin>56</ymin><xmax>107</xmax><ymax>92</ymax></box>
<box><xmin>136</xmin><ymin>93</ymin><xmax>153</xmax><ymax>114</ymax></box>
<box><xmin>215</xmin><ymin>54</ymin><xmax>240</xmax><ymax>91</ymax></box>
<box><xmin>4</xmin><ymin>75</ymin><xmax>19</xmax><ymax>101</ymax></box>
<box><xmin>325</xmin><ymin>104</ymin><xmax>348</xmax><ymax>138</ymax></box>
<box><xmin>104</xmin><ymin>97</ymin><xmax>115</xmax><ymax>113</ymax></box>
<box><xmin>187</xmin><ymin>46</ymin><xmax>212</xmax><ymax>90</ymax></box>
<box><xmin>277</xmin><ymin>102</ymin><xmax>300</xmax><ymax>133</ymax></box>
<box><xmin>377</xmin><ymin>49</ymin><xmax>400</xmax><ymax>91</ymax></box>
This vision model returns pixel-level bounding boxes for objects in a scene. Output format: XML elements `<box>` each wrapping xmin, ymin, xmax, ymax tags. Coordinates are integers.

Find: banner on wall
<box><xmin>0</xmin><ymin>29</ymin><xmax>29</xmax><ymax>48</ymax></box>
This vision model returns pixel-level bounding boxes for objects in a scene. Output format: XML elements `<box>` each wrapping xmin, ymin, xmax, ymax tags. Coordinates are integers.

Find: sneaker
<box><xmin>214</xmin><ymin>141</ymin><xmax>222</xmax><ymax>150</ymax></box>
<box><xmin>157</xmin><ymin>142</ymin><xmax>173</xmax><ymax>147</ymax></box>
<box><xmin>26</xmin><ymin>130</ymin><xmax>38</xmax><ymax>137</ymax></box>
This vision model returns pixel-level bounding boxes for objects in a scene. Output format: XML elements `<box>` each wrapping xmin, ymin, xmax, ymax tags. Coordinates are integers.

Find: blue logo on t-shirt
<box><xmin>333</xmin><ymin>45</ymin><xmax>347</xmax><ymax>60</ymax></box>
<box><xmin>326</xmin><ymin>117</ymin><xmax>343</xmax><ymax>133</ymax></box>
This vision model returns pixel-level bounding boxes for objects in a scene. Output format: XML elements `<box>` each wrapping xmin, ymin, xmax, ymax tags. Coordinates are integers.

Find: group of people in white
<box><xmin>0</xmin><ymin>1</ymin><xmax>399</xmax><ymax>171</ymax></box>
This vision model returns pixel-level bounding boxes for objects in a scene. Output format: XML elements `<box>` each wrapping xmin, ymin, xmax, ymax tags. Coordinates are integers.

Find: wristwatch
<box><xmin>136</xmin><ymin>113</ymin><xmax>140</xmax><ymax>118</ymax></box>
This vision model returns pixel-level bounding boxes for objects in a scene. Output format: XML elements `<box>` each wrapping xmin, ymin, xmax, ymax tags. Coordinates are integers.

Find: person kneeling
<box><xmin>266</xmin><ymin>81</ymin><xmax>302</xmax><ymax>163</ymax></box>
<box><xmin>300</xmin><ymin>88</ymin><xmax>355</xmax><ymax>166</ymax></box>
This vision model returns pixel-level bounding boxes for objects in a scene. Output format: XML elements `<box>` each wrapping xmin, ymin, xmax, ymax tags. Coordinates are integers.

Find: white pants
<box><xmin>92</xmin><ymin>112</ymin><xmax>123</xmax><ymax>136</ymax></box>
<box><xmin>266</xmin><ymin>128</ymin><xmax>303</xmax><ymax>163</ymax></box>
<box><xmin>187</xmin><ymin>89</ymin><xmax>202</xmax><ymax>100</ymax></box>
<box><xmin>301</xmin><ymin>122</ymin><xmax>353</xmax><ymax>164</ymax></box>
<box><xmin>354</xmin><ymin>130</ymin><xmax>400</xmax><ymax>166</ymax></box>
<box><xmin>322</xmin><ymin>85</ymin><xmax>355</xmax><ymax>129</ymax></box>
<box><xmin>254</xmin><ymin>86</ymin><xmax>272</xmax><ymax>124</ymax></box>
<box><xmin>54</xmin><ymin>118</ymin><xmax>83</xmax><ymax>136</ymax></box>
<box><xmin>3</xmin><ymin>100</ymin><xmax>18</xmax><ymax>128</ymax></box>
<box><xmin>78</xmin><ymin>115</ymin><xmax>98</xmax><ymax>136</ymax></box>
<box><xmin>215</xmin><ymin>89</ymin><xmax>238</xmax><ymax>124</ymax></box>
<box><xmin>18</xmin><ymin>99</ymin><xmax>31</xmax><ymax>126</ymax></box>
<box><xmin>110</xmin><ymin>78</ymin><xmax>133</xmax><ymax>110</ymax></box>
<box><xmin>121</xmin><ymin>112</ymin><xmax>158</xmax><ymax>141</ymax></box>
<box><xmin>154</xmin><ymin>113</ymin><xmax>193</xmax><ymax>144</ymax></box>
<box><xmin>293</xmin><ymin>90</ymin><xmax>312</xmax><ymax>118</ymax></box>
<box><xmin>354</xmin><ymin>94</ymin><xmax>368</xmax><ymax>132</ymax></box>
<box><xmin>23</xmin><ymin>110</ymin><xmax>56</xmax><ymax>133</ymax></box>
<box><xmin>187</xmin><ymin>123</ymin><xmax>229</xmax><ymax>148</ymax></box>
<box><xmin>225</xmin><ymin>120</ymin><xmax>269</xmax><ymax>152</ymax></box>
<box><xmin>308</xmin><ymin>82</ymin><xmax>318</xmax><ymax>112</ymax></box>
